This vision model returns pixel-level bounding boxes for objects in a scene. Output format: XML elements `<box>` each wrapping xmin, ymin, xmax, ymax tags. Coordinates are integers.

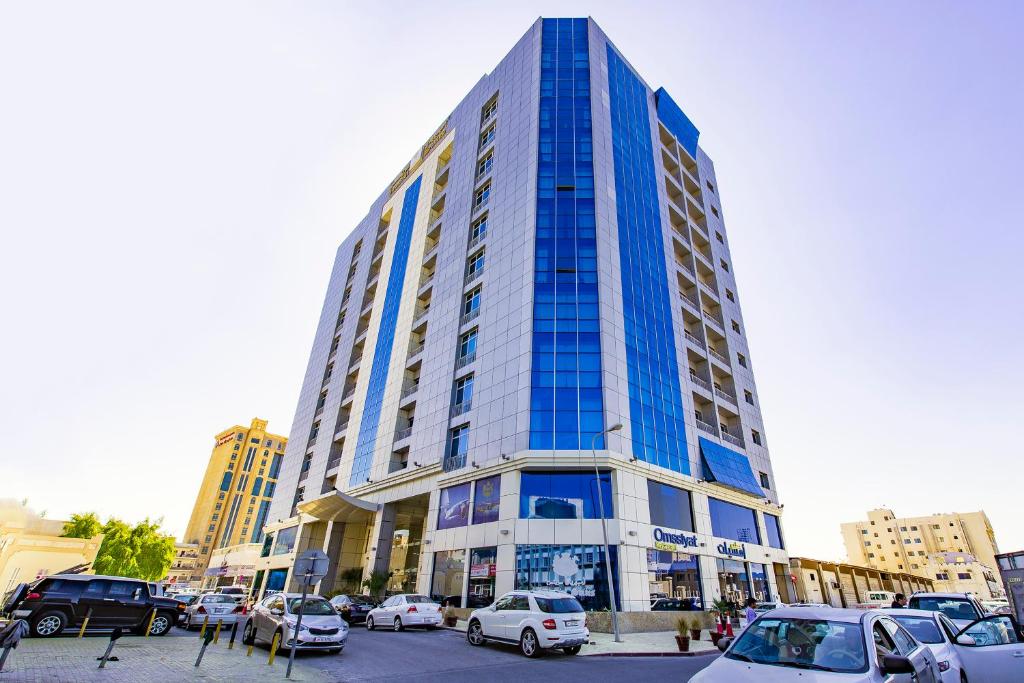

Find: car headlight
<box><xmin>285</xmin><ymin>620</ymin><xmax>309</xmax><ymax>631</ymax></box>
<box><xmin>938</xmin><ymin>661</ymin><xmax>950</xmax><ymax>672</ymax></box>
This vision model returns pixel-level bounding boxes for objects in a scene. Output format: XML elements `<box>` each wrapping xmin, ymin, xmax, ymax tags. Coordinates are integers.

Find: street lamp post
<box><xmin>590</xmin><ymin>423</ymin><xmax>623</xmax><ymax>643</ymax></box>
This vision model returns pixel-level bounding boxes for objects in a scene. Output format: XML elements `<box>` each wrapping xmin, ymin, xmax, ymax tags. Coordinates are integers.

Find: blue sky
<box><xmin>1</xmin><ymin>1</ymin><xmax>1020</xmax><ymax>560</ymax></box>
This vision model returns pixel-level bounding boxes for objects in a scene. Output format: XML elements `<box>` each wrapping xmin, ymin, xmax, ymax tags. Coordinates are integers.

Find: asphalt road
<box><xmin>280</xmin><ymin>625</ymin><xmax>718</xmax><ymax>682</ymax></box>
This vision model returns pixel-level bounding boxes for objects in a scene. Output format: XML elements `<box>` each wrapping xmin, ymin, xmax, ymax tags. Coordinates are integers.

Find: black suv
<box><xmin>2</xmin><ymin>574</ymin><xmax>186</xmax><ymax>637</ymax></box>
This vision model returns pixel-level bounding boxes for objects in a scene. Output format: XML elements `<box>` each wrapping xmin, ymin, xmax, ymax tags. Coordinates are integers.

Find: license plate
<box><xmin>314</xmin><ymin>636</ymin><xmax>331</xmax><ymax>642</ymax></box>
<box><xmin>565</xmin><ymin>620</ymin><xmax>578</xmax><ymax>626</ymax></box>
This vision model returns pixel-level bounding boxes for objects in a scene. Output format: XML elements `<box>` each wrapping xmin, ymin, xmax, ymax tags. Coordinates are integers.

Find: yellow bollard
<box><xmin>78</xmin><ymin>608</ymin><xmax>93</xmax><ymax>638</ymax></box>
<box><xmin>199</xmin><ymin>614</ymin><xmax>210</xmax><ymax>639</ymax></box>
<box><xmin>145</xmin><ymin>610</ymin><xmax>157</xmax><ymax>638</ymax></box>
<box><xmin>246</xmin><ymin>641</ymin><xmax>254</xmax><ymax>657</ymax></box>
<box><xmin>213</xmin><ymin>620</ymin><xmax>223</xmax><ymax>644</ymax></box>
<box><xmin>268</xmin><ymin>632</ymin><xmax>280</xmax><ymax>665</ymax></box>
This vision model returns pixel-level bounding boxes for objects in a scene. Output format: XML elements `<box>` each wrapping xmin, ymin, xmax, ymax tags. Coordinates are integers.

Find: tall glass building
<box><xmin>257</xmin><ymin>18</ymin><xmax>789</xmax><ymax>612</ymax></box>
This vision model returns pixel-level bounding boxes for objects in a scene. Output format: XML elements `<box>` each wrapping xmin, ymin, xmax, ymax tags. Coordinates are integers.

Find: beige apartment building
<box><xmin>841</xmin><ymin>508</ymin><xmax>1002</xmax><ymax>598</ymax></box>
<box><xmin>790</xmin><ymin>557</ymin><xmax>934</xmax><ymax>607</ymax></box>
<box><xmin>163</xmin><ymin>542</ymin><xmax>201</xmax><ymax>589</ymax></box>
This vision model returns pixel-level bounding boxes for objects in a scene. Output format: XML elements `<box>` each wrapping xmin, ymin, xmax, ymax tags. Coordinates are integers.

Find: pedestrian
<box><xmin>890</xmin><ymin>593</ymin><xmax>907</xmax><ymax>608</ymax></box>
<box><xmin>744</xmin><ymin>597</ymin><xmax>758</xmax><ymax>625</ymax></box>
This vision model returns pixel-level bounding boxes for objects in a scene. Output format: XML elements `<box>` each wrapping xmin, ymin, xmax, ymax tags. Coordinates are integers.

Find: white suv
<box><xmin>466</xmin><ymin>590</ymin><xmax>589</xmax><ymax>657</ymax></box>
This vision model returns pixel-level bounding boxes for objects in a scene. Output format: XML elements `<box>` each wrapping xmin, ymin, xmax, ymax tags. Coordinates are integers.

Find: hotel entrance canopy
<box><xmin>297</xmin><ymin>490</ymin><xmax>379</xmax><ymax>523</ymax></box>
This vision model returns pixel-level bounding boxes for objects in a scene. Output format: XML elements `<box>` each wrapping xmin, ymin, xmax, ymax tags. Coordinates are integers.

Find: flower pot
<box><xmin>675</xmin><ymin>635</ymin><xmax>691</xmax><ymax>652</ymax></box>
<box><xmin>690</xmin><ymin>629</ymin><xmax>702</xmax><ymax>641</ymax></box>
<box><xmin>710</xmin><ymin>632</ymin><xmax>723</xmax><ymax>646</ymax></box>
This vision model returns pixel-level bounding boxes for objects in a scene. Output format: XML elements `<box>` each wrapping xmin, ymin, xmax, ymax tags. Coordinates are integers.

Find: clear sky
<box><xmin>1</xmin><ymin>1</ymin><xmax>1021</xmax><ymax>561</ymax></box>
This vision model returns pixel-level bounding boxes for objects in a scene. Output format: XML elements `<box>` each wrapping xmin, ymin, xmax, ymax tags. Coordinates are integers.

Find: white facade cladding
<box><xmin>258</xmin><ymin>18</ymin><xmax>790</xmax><ymax>613</ymax></box>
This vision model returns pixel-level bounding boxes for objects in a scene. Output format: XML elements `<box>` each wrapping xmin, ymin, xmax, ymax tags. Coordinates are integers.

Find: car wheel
<box><xmin>149</xmin><ymin>612</ymin><xmax>173</xmax><ymax>636</ymax></box>
<box><xmin>366</xmin><ymin>616</ymin><xmax>374</xmax><ymax>631</ymax></box>
<box><xmin>393</xmin><ymin>616</ymin><xmax>404</xmax><ymax>632</ymax></box>
<box><xmin>466</xmin><ymin>620</ymin><xmax>485</xmax><ymax>646</ymax></box>
<box><xmin>563</xmin><ymin>645</ymin><xmax>581</xmax><ymax>655</ymax></box>
<box><xmin>519</xmin><ymin>628</ymin><xmax>541</xmax><ymax>658</ymax></box>
<box><xmin>242</xmin><ymin>620</ymin><xmax>256</xmax><ymax>645</ymax></box>
<box><xmin>32</xmin><ymin>611</ymin><xmax>67</xmax><ymax>638</ymax></box>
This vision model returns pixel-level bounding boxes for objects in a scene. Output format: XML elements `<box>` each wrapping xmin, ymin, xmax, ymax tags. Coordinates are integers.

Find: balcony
<box><xmin>676</xmin><ymin>259</ymin><xmax>695</xmax><ymax>277</ymax></box>
<box><xmin>465</xmin><ymin>264</ymin><xmax>484</xmax><ymax>285</ymax></box>
<box><xmin>443</xmin><ymin>453</ymin><xmax>466</xmax><ymax>472</ymax></box>
<box><xmin>714</xmin><ymin>387</ymin><xmax>737</xmax><ymax>405</ymax></box>
<box><xmin>721</xmin><ymin>431</ymin><xmax>745</xmax><ymax>448</ymax></box>
<box><xmin>455</xmin><ymin>351</ymin><xmax>477</xmax><ymax>370</ymax></box>
<box><xmin>461</xmin><ymin>307</ymin><xmax>481</xmax><ymax>325</ymax></box>
<box><xmin>418</xmin><ymin>272</ymin><xmax>435</xmax><ymax>292</ymax></box>
<box><xmin>450</xmin><ymin>399</ymin><xmax>472</xmax><ymax>418</ymax></box>
<box><xmin>689</xmin><ymin>374</ymin><xmax>712</xmax><ymax>393</ymax></box>
<box><xmin>707</xmin><ymin>347</ymin><xmax>730</xmax><ymax>366</ymax></box>
<box><xmin>422</xmin><ymin>241</ymin><xmax>439</xmax><ymax>262</ymax></box>
<box><xmin>467</xmin><ymin>231</ymin><xmax>487</xmax><ymax>251</ymax></box>
<box><xmin>412</xmin><ymin>304</ymin><xmax>430</xmax><ymax>323</ymax></box>
<box><xmin>702</xmin><ymin>310</ymin><xmax>725</xmax><ymax>330</ymax></box>
<box><xmin>341</xmin><ymin>386</ymin><xmax>356</xmax><ymax>402</ymax></box>
<box><xmin>394</xmin><ymin>426</ymin><xmax>413</xmax><ymax>443</ymax></box>
<box><xmin>699</xmin><ymin>280</ymin><xmax>719</xmax><ymax>299</ymax></box>
<box><xmin>333</xmin><ymin>423</ymin><xmax>349</xmax><ymax>441</ymax></box>
<box><xmin>695</xmin><ymin>418</ymin><xmax>718</xmax><ymax>436</ymax></box>
<box><xmin>326</xmin><ymin>455</ymin><xmax>342</xmax><ymax>471</ymax></box>
<box><xmin>679</xmin><ymin>290</ymin><xmax>699</xmax><ymax>311</ymax></box>
<box><xmin>407</xmin><ymin>340</ymin><xmax>426</xmax><ymax>361</ymax></box>
<box><xmin>471</xmin><ymin>195</ymin><xmax>489</xmax><ymax>214</ymax></box>
<box><xmin>401</xmin><ymin>381</ymin><xmax>419</xmax><ymax>400</ymax></box>
<box><xmin>684</xmin><ymin>329</ymin><xmax>705</xmax><ymax>348</ymax></box>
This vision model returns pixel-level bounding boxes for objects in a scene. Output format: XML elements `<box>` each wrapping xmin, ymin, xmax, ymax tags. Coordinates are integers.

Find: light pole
<box><xmin>590</xmin><ymin>423</ymin><xmax>623</xmax><ymax>643</ymax></box>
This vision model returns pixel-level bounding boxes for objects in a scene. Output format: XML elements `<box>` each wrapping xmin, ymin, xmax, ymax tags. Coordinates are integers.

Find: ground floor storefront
<box><xmin>251</xmin><ymin>457</ymin><xmax>790</xmax><ymax>612</ymax></box>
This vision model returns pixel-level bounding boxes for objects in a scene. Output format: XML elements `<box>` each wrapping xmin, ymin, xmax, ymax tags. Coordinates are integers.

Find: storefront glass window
<box><xmin>647</xmin><ymin>549</ymin><xmax>703</xmax><ymax>609</ymax></box>
<box><xmin>647</xmin><ymin>480</ymin><xmax>694</xmax><ymax>532</ymax></box>
<box><xmin>750</xmin><ymin>562</ymin><xmax>771</xmax><ymax>601</ymax></box>
<box><xmin>764</xmin><ymin>513</ymin><xmax>784</xmax><ymax>549</ymax></box>
<box><xmin>260</xmin><ymin>532</ymin><xmax>274</xmax><ymax>558</ymax></box>
<box><xmin>519</xmin><ymin>471</ymin><xmax>612</xmax><ymax>519</ymax></box>
<box><xmin>437</xmin><ymin>483</ymin><xmax>471</xmax><ymax>530</ymax></box>
<box><xmin>472</xmin><ymin>475</ymin><xmax>501</xmax><ymax>524</ymax></box>
<box><xmin>515</xmin><ymin>544</ymin><xmax>619</xmax><ymax>611</ymax></box>
<box><xmin>709</xmin><ymin>498</ymin><xmax>761</xmax><ymax>544</ymax></box>
<box><xmin>430</xmin><ymin>550</ymin><xmax>466</xmax><ymax>603</ymax></box>
<box><xmin>468</xmin><ymin>546</ymin><xmax>497</xmax><ymax>608</ymax></box>
<box><xmin>717</xmin><ymin>558</ymin><xmax>751</xmax><ymax>606</ymax></box>
<box><xmin>265</xmin><ymin>567</ymin><xmax>288</xmax><ymax>592</ymax></box>
<box><xmin>272</xmin><ymin>526</ymin><xmax>297</xmax><ymax>555</ymax></box>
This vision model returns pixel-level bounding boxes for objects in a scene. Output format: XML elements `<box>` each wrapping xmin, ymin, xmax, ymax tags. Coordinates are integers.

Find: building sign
<box><xmin>717</xmin><ymin>541</ymin><xmax>747</xmax><ymax>559</ymax></box>
<box><xmin>420</xmin><ymin>118</ymin><xmax>450</xmax><ymax>159</ymax></box>
<box><xmin>470</xmin><ymin>562</ymin><xmax>496</xmax><ymax>578</ymax></box>
<box><xmin>652</xmin><ymin>527</ymin><xmax>698</xmax><ymax>551</ymax></box>
<box><xmin>215</xmin><ymin>433</ymin><xmax>235</xmax><ymax>447</ymax></box>
<box><xmin>437</xmin><ymin>483</ymin><xmax>471</xmax><ymax>530</ymax></box>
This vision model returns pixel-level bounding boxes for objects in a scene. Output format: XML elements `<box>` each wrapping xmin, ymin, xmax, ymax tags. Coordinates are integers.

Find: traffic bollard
<box><xmin>78</xmin><ymin>608</ymin><xmax>93</xmax><ymax>638</ymax></box>
<box><xmin>227</xmin><ymin>621</ymin><xmax>238</xmax><ymax>650</ymax></box>
<box><xmin>97</xmin><ymin>627</ymin><xmax>123</xmax><ymax>669</ymax></box>
<box><xmin>268</xmin><ymin>632</ymin><xmax>280</xmax><ymax>665</ymax></box>
<box><xmin>199</xmin><ymin>614</ymin><xmax>210</xmax><ymax>639</ymax></box>
<box><xmin>194</xmin><ymin>627</ymin><xmax>215</xmax><ymax>668</ymax></box>
<box><xmin>144</xmin><ymin>609</ymin><xmax>157</xmax><ymax>638</ymax></box>
<box><xmin>213</xmin><ymin>619</ymin><xmax>223</xmax><ymax>644</ymax></box>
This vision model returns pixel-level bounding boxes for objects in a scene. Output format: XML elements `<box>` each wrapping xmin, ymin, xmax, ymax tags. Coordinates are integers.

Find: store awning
<box><xmin>698</xmin><ymin>437</ymin><xmax>765</xmax><ymax>498</ymax></box>
<box><xmin>297</xmin><ymin>490</ymin><xmax>379</xmax><ymax>523</ymax></box>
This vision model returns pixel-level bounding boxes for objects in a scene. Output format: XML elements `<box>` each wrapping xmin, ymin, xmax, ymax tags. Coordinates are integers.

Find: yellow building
<box><xmin>0</xmin><ymin>501</ymin><xmax>102</xmax><ymax>594</ymax></box>
<box><xmin>183</xmin><ymin>418</ymin><xmax>286</xmax><ymax>580</ymax></box>
<box><xmin>841</xmin><ymin>508</ymin><xmax>1002</xmax><ymax>598</ymax></box>
<box><xmin>163</xmin><ymin>542</ymin><xmax>201</xmax><ymax>589</ymax></box>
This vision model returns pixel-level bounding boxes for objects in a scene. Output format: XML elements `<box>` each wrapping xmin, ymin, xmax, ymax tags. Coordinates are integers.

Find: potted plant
<box><xmin>710</xmin><ymin>599</ymin><xmax>732</xmax><ymax>646</ymax></box>
<box><xmin>688</xmin><ymin>615</ymin><xmax>702</xmax><ymax>641</ymax></box>
<box><xmin>360</xmin><ymin>570</ymin><xmax>393</xmax><ymax>601</ymax></box>
<box><xmin>443</xmin><ymin>604</ymin><xmax>458</xmax><ymax>627</ymax></box>
<box><xmin>674</xmin><ymin>616</ymin><xmax>691</xmax><ymax>652</ymax></box>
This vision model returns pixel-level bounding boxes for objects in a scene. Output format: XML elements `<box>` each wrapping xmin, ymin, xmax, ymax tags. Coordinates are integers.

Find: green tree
<box><xmin>61</xmin><ymin>512</ymin><xmax>102</xmax><ymax>539</ymax></box>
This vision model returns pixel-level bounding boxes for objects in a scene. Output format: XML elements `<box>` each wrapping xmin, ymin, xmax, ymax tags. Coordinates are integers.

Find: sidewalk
<box><xmin>0</xmin><ymin>635</ymin><xmax>330</xmax><ymax>682</ymax></box>
<box><xmin>446</xmin><ymin>620</ymin><xmax>718</xmax><ymax>657</ymax></box>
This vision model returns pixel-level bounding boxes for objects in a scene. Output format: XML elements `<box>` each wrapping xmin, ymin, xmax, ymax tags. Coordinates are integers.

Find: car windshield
<box><xmin>202</xmin><ymin>595</ymin><xmax>237</xmax><ymax>604</ymax></box>
<box><xmin>535</xmin><ymin>596</ymin><xmax>584</xmax><ymax>613</ymax></box>
<box><xmin>909</xmin><ymin>597</ymin><xmax>978</xmax><ymax>621</ymax></box>
<box><xmin>286</xmin><ymin>598</ymin><xmax>335</xmax><ymax>616</ymax></box>
<box><xmin>405</xmin><ymin>595</ymin><xmax>433</xmax><ymax>604</ymax></box>
<box><xmin>891</xmin><ymin>616</ymin><xmax>943</xmax><ymax>644</ymax></box>
<box><xmin>348</xmin><ymin>596</ymin><xmax>373</xmax><ymax>604</ymax></box>
<box><xmin>727</xmin><ymin>618</ymin><xmax>868</xmax><ymax>673</ymax></box>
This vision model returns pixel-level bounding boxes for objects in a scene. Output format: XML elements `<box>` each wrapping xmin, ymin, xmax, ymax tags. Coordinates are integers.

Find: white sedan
<box><xmin>182</xmin><ymin>594</ymin><xmax>243</xmax><ymax>629</ymax></box>
<box><xmin>880</xmin><ymin>609</ymin><xmax>966</xmax><ymax>683</ymax></box>
<box><xmin>949</xmin><ymin>614</ymin><xmax>1024</xmax><ymax>683</ymax></box>
<box><xmin>692</xmin><ymin>607</ymin><xmax>940</xmax><ymax>682</ymax></box>
<box><xmin>365</xmin><ymin>594</ymin><xmax>442</xmax><ymax>631</ymax></box>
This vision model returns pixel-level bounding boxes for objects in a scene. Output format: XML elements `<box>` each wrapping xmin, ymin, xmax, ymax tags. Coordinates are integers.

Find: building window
<box><xmin>647</xmin><ymin>549</ymin><xmax>703</xmax><ymax>609</ymax></box>
<box><xmin>708</xmin><ymin>498</ymin><xmax>761</xmax><ymax>544</ymax></box>
<box><xmin>744</xmin><ymin>390</ymin><xmax>754</xmax><ymax>405</ymax></box>
<box><xmin>716</xmin><ymin>558</ymin><xmax>752</xmax><ymax>604</ymax></box>
<box><xmin>479</xmin><ymin>123</ymin><xmax>495</xmax><ymax>149</ymax></box>
<box><xmin>715</xmin><ymin>231</ymin><xmax>724</xmax><ymax>244</ymax></box>
<box><xmin>459</xmin><ymin>328</ymin><xmax>478</xmax><ymax>360</ymax></box>
<box><xmin>453</xmin><ymin>374</ymin><xmax>474</xmax><ymax>411</ymax></box>
<box><xmin>463</xmin><ymin>286</ymin><xmax>482</xmax><ymax>316</ymax></box>
<box><xmin>519</xmin><ymin>471</ymin><xmax>612</xmax><ymax>519</ymax></box>
<box><xmin>764</xmin><ymin>513</ymin><xmax>784</xmax><ymax>549</ymax></box>
<box><xmin>473</xmin><ymin>182</ymin><xmax>491</xmax><ymax>211</ymax></box>
<box><xmin>470</xmin><ymin>213</ymin><xmax>488</xmax><ymax>243</ymax></box>
<box><xmin>737</xmin><ymin>353</ymin><xmax>747</xmax><ymax>367</ymax></box>
<box><xmin>647</xmin><ymin>480</ymin><xmax>694</xmax><ymax>532</ymax></box>
<box><xmin>476</xmin><ymin>150</ymin><xmax>494</xmax><ymax>178</ymax></box>
<box><xmin>481</xmin><ymin>96</ymin><xmax>498</xmax><ymax>123</ymax></box>
<box><xmin>515</xmin><ymin>543</ymin><xmax>618</xmax><ymax>611</ymax></box>
<box><xmin>726</xmin><ymin>289</ymin><xmax>735</xmax><ymax>302</ymax></box>
<box><xmin>272</xmin><ymin>526</ymin><xmax>298</xmax><ymax>555</ymax></box>
<box><xmin>759</xmin><ymin>471</ymin><xmax>770</xmax><ymax>489</ymax></box>
<box><xmin>472</xmin><ymin>475</ymin><xmax>501</xmax><ymax>524</ymax></box>
<box><xmin>719</xmin><ymin>258</ymin><xmax>729</xmax><ymax>272</ymax></box>
<box><xmin>466</xmin><ymin>249</ymin><xmax>485</xmax><ymax>278</ymax></box>
<box><xmin>751</xmin><ymin>430</ymin><xmax>762</xmax><ymax>446</ymax></box>
<box><xmin>731</xmin><ymin>320</ymin><xmax>741</xmax><ymax>333</ymax></box>
<box><xmin>445</xmin><ymin>425</ymin><xmax>470</xmax><ymax>471</ymax></box>
<box><xmin>711</xmin><ymin>206</ymin><xmax>720</xmax><ymax>218</ymax></box>
<box><xmin>957</xmin><ymin>573</ymin><xmax>971</xmax><ymax>580</ymax></box>
<box><xmin>220</xmin><ymin>472</ymin><xmax>233</xmax><ymax>491</ymax></box>
<box><xmin>430</xmin><ymin>550</ymin><xmax>466</xmax><ymax>604</ymax></box>
<box><xmin>268</xmin><ymin>453</ymin><xmax>283</xmax><ymax>479</ymax></box>
<box><xmin>468</xmin><ymin>546</ymin><xmax>497</xmax><ymax>605</ymax></box>
<box><xmin>437</xmin><ymin>483</ymin><xmax>471</xmax><ymax>530</ymax></box>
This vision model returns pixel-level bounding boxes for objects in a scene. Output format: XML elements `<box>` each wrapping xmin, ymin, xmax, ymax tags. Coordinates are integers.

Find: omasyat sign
<box><xmin>652</xmin><ymin>527</ymin><xmax>698</xmax><ymax>551</ymax></box>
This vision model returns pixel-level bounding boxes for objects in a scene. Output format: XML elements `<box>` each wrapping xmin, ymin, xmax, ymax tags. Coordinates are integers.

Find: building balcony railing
<box><xmin>313</xmin><ymin>405</ymin><xmax>325</xmax><ymax>420</ymax></box>
<box><xmin>334</xmin><ymin>423</ymin><xmax>349</xmax><ymax>441</ymax></box>
<box><xmin>443</xmin><ymin>453</ymin><xmax>466</xmax><ymax>472</ymax></box>
<box><xmin>699</xmin><ymin>281</ymin><xmax>719</xmax><ymax>299</ymax></box>
<box><xmin>394</xmin><ymin>426</ymin><xmax>413</xmax><ymax>442</ymax></box>
<box><xmin>454</xmin><ymin>351</ymin><xmax>477</xmax><ymax>370</ymax></box>
<box><xmin>695</xmin><ymin>418</ymin><xmax>718</xmax><ymax>436</ymax></box>
<box><xmin>714</xmin><ymin>387</ymin><xmax>737</xmax><ymax>404</ymax></box>
<box><xmin>412</xmin><ymin>304</ymin><xmax>430</xmax><ymax>323</ymax></box>
<box><xmin>684</xmin><ymin>330</ymin><xmax>705</xmax><ymax>348</ymax></box>
<box><xmin>461</xmin><ymin>308</ymin><xmax>481</xmax><ymax>325</ymax></box>
<box><xmin>422</xmin><ymin>242</ymin><xmax>439</xmax><ymax>262</ymax></box>
<box><xmin>408</xmin><ymin>341</ymin><xmax>425</xmax><ymax>360</ymax></box>
<box><xmin>707</xmin><ymin>347</ymin><xmax>730</xmax><ymax>366</ymax></box>
<box><xmin>472</xmin><ymin>195</ymin><xmax>489</xmax><ymax>214</ymax></box>
<box><xmin>676</xmin><ymin>259</ymin><xmax>695</xmax><ymax>277</ymax></box>
<box><xmin>419</xmin><ymin>272</ymin><xmax>435</xmax><ymax>291</ymax></box>
<box><xmin>326</xmin><ymin>455</ymin><xmax>342</xmax><ymax>471</ymax></box>
<box><xmin>689</xmin><ymin>374</ymin><xmax>712</xmax><ymax>393</ymax></box>
<box><xmin>401</xmin><ymin>382</ymin><xmax>419</xmax><ymax>399</ymax></box>
<box><xmin>679</xmin><ymin>290</ymin><xmax>699</xmax><ymax>311</ymax></box>
<box><xmin>721</xmin><ymin>431</ymin><xmax>745</xmax><ymax>448</ymax></box>
<box><xmin>464</xmin><ymin>264</ymin><xmax>484</xmax><ymax>284</ymax></box>
<box><xmin>702</xmin><ymin>310</ymin><xmax>725</xmax><ymax>329</ymax></box>
<box><xmin>341</xmin><ymin>386</ymin><xmax>356</xmax><ymax>401</ymax></box>
<box><xmin>450</xmin><ymin>399</ymin><xmax>472</xmax><ymax>418</ymax></box>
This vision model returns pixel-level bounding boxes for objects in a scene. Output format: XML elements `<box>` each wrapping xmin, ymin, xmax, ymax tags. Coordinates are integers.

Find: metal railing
<box><xmin>455</xmin><ymin>351</ymin><xmax>477</xmax><ymax>369</ymax></box>
<box><xmin>461</xmin><ymin>307</ymin><xmax>481</xmax><ymax>325</ymax></box>
<box><xmin>684</xmin><ymin>330</ymin><xmax>705</xmax><ymax>347</ymax></box>
<box><xmin>695</xmin><ymin>419</ymin><xmax>718</xmax><ymax>436</ymax></box>
<box><xmin>394</xmin><ymin>426</ymin><xmax>413</xmax><ymax>442</ymax></box>
<box><xmin>464</xmin><ymin>263</ymin><xmax>485</xmax><ymax>284</ymax></box>
<box><xmin>419</xmin><ymin>272</ymin><xmax>435</xmax><ymax>289</ymax></box>
<box><xmin>401</xmin><ymin>381</ymin><xmax>419</xmax><ymax>399</ymax></box>
<box><xmin>689</xmin><ymin>374</ymin><xmax>712</xmax><ymax>393</ymax></box>
<box><xmin>714</xmin><ymin>387</ymin><xmax>737</xmax><ymax>404</ymax></box>
<box><xmin>413</xmin><ymin>304</ymin><xmax>430</xmax><ymax>322</ymax></box>
<box><xmin>408</xmin><ymin>341</ymin><xmax>425</xmax><ymax>359</ymax></box>
<box><xmin>334</xmin><ymin>422</ymin><xmax>349</xmax><ymax>437</ymax></box>
<box><xmin>326</xmin><ymin>455</ymin><xmax>342</xmax><ymax>471</ymax></box>
<box><xmin>450</xmin><ymin>399</ymin><xmax>472</xmax><ymax>418</ymax></box>
<box><xmin>676</xmin><ymin>260</ymin><xmax>695</xmax><ymax>276</ymax></box>
<box><xmin>680</xmin><ymin>291</ymin><xmax>699</xmax><ymax>310</ymax></box>
<box><xmin>721</xmin><ymin>431</ymin><xmax>745</xmax><ymax>448</ymax></box>
<box><xmin>707</xmin><ymin>347</ymin><xmax>729</xmax><ymax>365</ymax></box>
<box><xmin>467</xmin><ymin>231</ymin><xmax>487</xmax><ymax>251</ymax></box>
<box><xmin>443</xmin><ymin>454</ymin><xmax>466</xmax><ymax>472</ymax></box>
<box><xmin>702</xmin><ymin>310</ymin><xmax>724</xmax><ymax>328</ymax></box>
<box><xmin>341</xmin><ymin>386</ymin><xmax>356</xmax><ymax>401</ymax></box>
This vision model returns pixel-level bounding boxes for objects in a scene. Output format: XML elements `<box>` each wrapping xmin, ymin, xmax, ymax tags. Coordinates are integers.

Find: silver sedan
<box><xmin>182</xmin><ymin>594</ymin><xmax>244</xmax><ymax>630</ymax></box>
<box><xmin>243</xmin><ymin>593</ymin><xmax>348</xmax><ymax>654</ymax></box>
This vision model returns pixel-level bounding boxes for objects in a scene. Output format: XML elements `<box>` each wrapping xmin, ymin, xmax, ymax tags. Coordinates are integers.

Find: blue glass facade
<box><xmin>607</xmin><ymin>46</ymin><xmax>689</xmax><ymax>474</ymax></box>
<box><xmin>709</xmin><ymin>497</ymin><xmax>762</xmax><ymax>544</ymax></box>
<box><xmin>515</xmin><ymin>544</ymin><xmax>619</xmax><ymax>611</ymax></box>
<box><xmin>529</xmin><ymin>18</ymin><xmax>605</xmax><ymax>451</ymax></box>
<box><xmin>764</xmin><ymin>513</ymin><xmax>784</xmax><ymax>549</ymax></box>
<box><xmin>350</xmin><ymin>176</ymin><xmax>422</xmax><ymax>485</ymax></box>
<box><xmin>519</xmin><ymin>471</ymin><xmax>612</xmax><ymax>519</ymax></box>
<box><xmin>654</xmin><ymin>88</ymin><xmax>700</xmax><ymax>159</ymax></box>
<box><xmin>699</xmin><ymin>437</ymin><xmax>765</xmax><ymax>497</ymax></box>
<box><xmin>647</xmin><ymin>480</ymin><xmax>694</xmax><ymax>532</ymax></box>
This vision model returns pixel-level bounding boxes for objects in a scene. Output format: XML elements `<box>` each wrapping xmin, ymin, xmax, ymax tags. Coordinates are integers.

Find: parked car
<box><xmin>242</xmin><ymin>593</ymin><xmax>347</xmax><ymax>654</ymax></box>
<box><xmin>439</xmin><ymin>594</ymin><xmax>492</xmax><ymax>609</ymax></box>
<box><xmin>466</xmin><ymin>590</ymin><xmax>589</xmax><ymax>658</ymax></box>
<box><xmin>752</xmin><ymin>600</ymin><xmax>786</xmax><ymax>615</ymax></box>
<box><xmin>328</xmin><ymin>594</ymin><xmax>376</xmax><ymax>624</ymax></box>
<box><xmin>651</xmin><ymin>597</ymin><xmax>702</xmax><ymax>611</ymax></box>
<box><xmin>692</xmin><ymin>607</ymin><xmax>941</xmax><ymax>682</ymax></box>
<box><xmin>2</xmin><ymin>574</ymin><xmax>185</xmax><ymax>638</ymax></box>
<box><xmin>182</xmin><ymin>593</ymin><xmax>244</xmax><ymax>630</ymax></box>
<box><xmin>949</xmin><ymin>614</ymin><xmax>1024</xmax><ymax>683</ymax></box>
<box><xmin>366</xmin><ymin>594</ymin><xmax>442</xmax><ymax>631</ymax></box>
<box><xmin>788</xmin><ymin>602</ymin><xmax>832</xmax><ymax>608</ymax></box>
<box><xmin>908</xmin><ymin>593</ymin><xmax>989</xmax><ymax>630</ymax></box>
<box><xmin>218</xmin><ymin>586</ymin><xmax>246</xmax><ymax>595</ymax></box>
<box><xmin>881</xmin><ymin>608</ymin><xmax>966</xmax><ymax>683</ymax></box>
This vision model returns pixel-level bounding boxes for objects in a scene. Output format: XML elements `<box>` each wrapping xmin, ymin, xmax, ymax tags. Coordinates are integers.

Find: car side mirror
<box><xmin>717</xmin><ymin>637</ymin><xmax>733</xmax><ymax>652</ymax></box>
<box><xmin>880</xmin><ymin>654</ymin><xmax>914</xmax><ymax>675</ymax></box>
<box><xmin>955</xmin><ymin>634</ymin><xmax>977</xmax><ymax>646</ymax></box>
<box><xmin>270</xmin><ymin>608</ymin><xmax>284</xmax><ymax>616</ymax></box>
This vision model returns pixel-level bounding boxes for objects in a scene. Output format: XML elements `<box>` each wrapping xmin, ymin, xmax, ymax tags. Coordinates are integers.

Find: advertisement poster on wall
<box><xmin>472</xmin><ymin>475</ymin><xmax>501</xmax><ymax>523</ymax></box>
<box><xmin>437</xmin><ymin>483</ymin><xmax>471</xmax><ymax>530</ymax></box>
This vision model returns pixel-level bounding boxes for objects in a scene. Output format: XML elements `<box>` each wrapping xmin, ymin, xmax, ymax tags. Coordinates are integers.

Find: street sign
<box><xmin>293</xmin><ymin>550</ymin><xmax>329</xmax><ymax>586</ymax></box>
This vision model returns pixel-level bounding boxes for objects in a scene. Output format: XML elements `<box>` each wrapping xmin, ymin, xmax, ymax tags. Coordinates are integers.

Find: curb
<box><xmin>583</xmin><ymin>649</ymin><xmax>719</xmax><ymax>658</ymax></box>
